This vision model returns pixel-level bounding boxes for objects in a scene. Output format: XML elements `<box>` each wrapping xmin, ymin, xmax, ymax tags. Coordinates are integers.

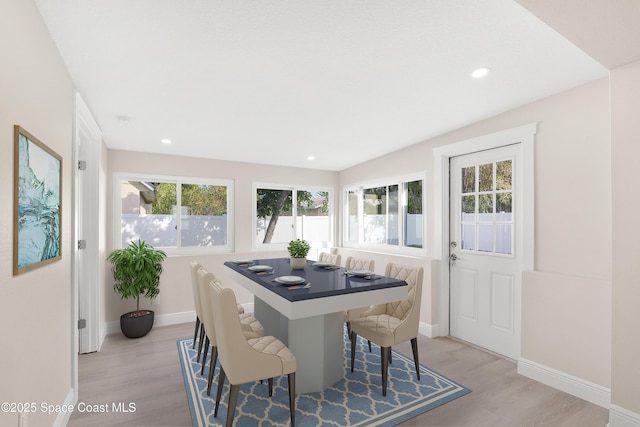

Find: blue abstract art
<box><xmin>13</xmin><ymin>125</ymin><xmax>62</xmax><ymax>275</ymax></box>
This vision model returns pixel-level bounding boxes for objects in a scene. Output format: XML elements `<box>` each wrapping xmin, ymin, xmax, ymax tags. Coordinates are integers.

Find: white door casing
<box><xmin>449</xmin><ymin>145</ymin><xmax>520</xmax><ymax>358</ymax></box>
<box><xmin>433</xmin><ymin>123</ymin><xmax>536</xmax><ymax>359</ymax></box>
<box><xmin>74</xmin><ymin>93</ymin><xmax>101</xmax><ymax>358</ymax></box>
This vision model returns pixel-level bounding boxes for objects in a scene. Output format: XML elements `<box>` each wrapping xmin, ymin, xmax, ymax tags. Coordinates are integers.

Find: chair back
<box><xmin>189</xmin><ymin>261</ymin><xmax>206</xmax><ymax>319</ymax></box>
<box><xmin>383</xmin><ymin>263</ymin><xmax>423</xmax><ymax>337</ymax></box>
<box><xmin>196</xmin><ymin>267</ymin><xmax>219</xmax><ymax>345</ymax></box>
<box><xmin>319</xmin><ymin>252</ymin><xmax>341</xmax><ymax>266</ymax></box>
<box><xmin>345</xmin><ymin>256</ymin><xmax>374</xmax><ymax>271</ymax></box>
<box><xmin>207</xmin><ymin>279</ymin><xmax>288</xmax><ymax>384</ymax></box>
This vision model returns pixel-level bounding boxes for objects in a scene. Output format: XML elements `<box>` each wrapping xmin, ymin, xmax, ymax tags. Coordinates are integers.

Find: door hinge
<box><xmin>78</xmin><ymin>319</ymin><xmax>86</xmax><ymax>329</ymax></box>
<box><xmin>78</xmin><ymin>240</ymin><xmax>87</xmax><ymax>249</ymax></box>
<box><xmin>78</xmin><ymin>160</ymin><xmax>87</xmax><ymax>171</ymax></box>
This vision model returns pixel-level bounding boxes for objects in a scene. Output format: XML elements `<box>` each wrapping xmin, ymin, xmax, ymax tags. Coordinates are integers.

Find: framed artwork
<box><xmin>13</xmin><ymin>125</ymin><xmax>62</xmax><ymax>275</ymax></box>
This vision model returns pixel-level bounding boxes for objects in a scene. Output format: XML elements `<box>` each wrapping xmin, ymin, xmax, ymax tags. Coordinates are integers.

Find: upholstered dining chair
<box><xmin>349</xmin><ymin>262</ymin><xmax>424</xmax><ymax>396</ymax></box>
<box><xmin>318</xmin><ymin>252</ymin><xmax>341</xmax><ymax>266</ymax></box>
<box><xmin>207</xmin><ymin>278</ymin><xmax>297</xmax><ymax>427</ymax></box>
<box><xmin>343</xmin><ymin>256</ymin><xmax>375</xmax><ymax>336</ymax></box>
<box><xmin>196</xmin><ymin>267</ymin><xmax>264</xmax><ymax>396</ymax></box>
<box><xmin>188</xmin><ymin>261</ymin><xmax>209</xmax><ymax>360</ymax></box>
<box><xmin>189</xmin><ymin>261</ymin><xmax>246</xmax><ymax>363</ymax></box>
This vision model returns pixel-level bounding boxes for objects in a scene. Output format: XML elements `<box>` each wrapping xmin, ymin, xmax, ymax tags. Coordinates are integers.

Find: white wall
<box><xmin>0</xmin><ymin>1</ymin><xmax>75</xmax><ymax>426</ymax></box>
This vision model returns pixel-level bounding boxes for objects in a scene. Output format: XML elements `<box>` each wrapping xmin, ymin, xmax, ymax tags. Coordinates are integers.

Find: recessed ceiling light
<box><xmin>117</xmin><ymin>115</ymin><xmax>134</xmax><ymax>127</ymax></box>
<box><xmin>307</xmin><ymin>156</ymin><xmax>315</xmax><ymax>161</ymax></box>
<box><xmin>161</xmin><ymin>138</ymin><xmax>172</xmax><ymax>144</ymax></box>
<box><xmin>471</xmin><ymin>68</ymin><xmax>490</xmax><ymax>79</ymax></box>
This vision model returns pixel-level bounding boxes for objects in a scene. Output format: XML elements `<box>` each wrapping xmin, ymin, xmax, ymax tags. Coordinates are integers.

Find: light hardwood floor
<box><xmin>69</xmin><ymin>322</ymin><xmax>609</xmax><ymax>427</ymax></box>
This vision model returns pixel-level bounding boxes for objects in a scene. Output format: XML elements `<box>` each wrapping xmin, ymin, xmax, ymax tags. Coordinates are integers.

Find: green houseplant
<box><xmin>287</xmin><ymin>238</ymin><xmax>310</xmax><ymax>269</ymax></box>
<box><xmin>107</xmin><ymin>240</ymin><xmax>166</xmax><ymax>338</ymax></box>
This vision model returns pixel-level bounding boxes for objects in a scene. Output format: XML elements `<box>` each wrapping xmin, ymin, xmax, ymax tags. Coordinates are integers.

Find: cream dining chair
<box><xmin>343</xmin><ymin>256</ymin><xmax>375</xmax><ymax>336</ymax></box>
<box><xmin>349</xmin><ymin>262</ymin><xmax>423</xmax><ymax>396</ymax></box>
<box><xmin>207</xmin><ymin>277</ymin><xmax>297</xmax><ymax>427</ymax></box>
<box><xmin>189</xmin><ymin>261</ymin><xmax>247</xmax><ymax>364</ymax></box>
<box><xmin>318</xmin><ymin>252</ymin><xmax>341</xmax><ymax>266</ymax></box>
<box><xmin>196</xmin><ymin>267</ymin><xmax>264</xmax><ymax>396</ymax></box>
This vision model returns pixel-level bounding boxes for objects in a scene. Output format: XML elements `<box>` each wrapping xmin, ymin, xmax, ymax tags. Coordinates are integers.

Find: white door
<box><xmin>75</xmin><ymin>94</ymin><xmax>101</xmax><ymax>354</ymax></box>
<box><xmin>449</xmin><ymin>144</ymin><xmax>521</xmax><ymax>359</ymax></box>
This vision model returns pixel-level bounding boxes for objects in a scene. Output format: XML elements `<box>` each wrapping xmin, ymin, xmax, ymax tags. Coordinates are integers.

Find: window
<box><xmin>460</xmin><ymin>159</ymin><xmax>512</xmax><ymax>254</ymax></box>
<box><xmin>363</xmin><ymin>185</ymin><xmax>398</xmax><ymax>245</ymax></box>
<box><xmin>115</xmin><ymin>173</ymin><xmax>233</xmax><ymax>253</ymax></box>
<box><xmin>345</xmin><ymin>175</ymin><xmax>423</xmax><ymax>251</ymax></box>
<box><xmin>404</xmin><ymin>180</ymin><xmax>423</xmax><ymax>248</ymax></box>
<box><xmin>255</xmin><ymin>185</ymin><xmax>332</xmax><ymax>248</ymax></box>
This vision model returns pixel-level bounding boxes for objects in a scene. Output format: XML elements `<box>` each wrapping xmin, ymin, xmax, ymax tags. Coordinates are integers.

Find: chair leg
<box><xmin>226</xmin><ymin>384</ymin><xmax>240</xmax><ymax>427</ymax></box>
<box><xmin>201</xmin><ymin>336</ymin><xmax>210</xmax><ymax>375</ymax></box>
<box><xmin>268</xmin><ymin>378</ymin><xmax>273</xmax><ymax>397</ymax></box>
<box><xmin>288</xmin><ymin>373</ymin><xmax>296</xmax><ymax>427</ymax></box>
<box><xmin>368</xmin><ymin>340</ymin><xmax>372</xmax><ymax>352</ymax></box>
<box><xmin>192</xmin><ymin>317</ymin><xmax>200</xmax><ymax>348</ymax></box>
<box><xmin>350</xmin><ymin>331</ymin><xmax>357</xmax><ymax>372</ymax></box>
<box><xmin>214</xmin><ymin>367</ymin><xmax>226</xmax><ymax>417</ymax></box>
<box><xmin>346</xmin><ymin>321</ymin><xmax>351</xmax><ymax>337</ymax></box>
<box><xmin>196</xmin><ymin>326</ymin><xmax>206</xmax><ymax>363</ymax></box>
<box><xmin>206</xmin><ymin>346</ymin><xmax>218</xmax><ymax>396</ymax></box>
<box><xmin>411</xmin><ymin>337</ymin><xmax>420</xmax><ymax>380</ymax></box>
<box><xmin>381</xmin><ymin>346</ymin><xmax>390</xmax><ymax>396</ymax></box>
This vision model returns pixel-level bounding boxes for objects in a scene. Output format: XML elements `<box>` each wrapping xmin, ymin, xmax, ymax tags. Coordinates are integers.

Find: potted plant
<box><xmin>287</xmin><ymin>238</ymin><xmax>311</xmax><ymax>269</ymax></box>
<box><xmin>107</xmin><ymin>240</ymin><xmax>166</xmax><ymax>338</ymax></box>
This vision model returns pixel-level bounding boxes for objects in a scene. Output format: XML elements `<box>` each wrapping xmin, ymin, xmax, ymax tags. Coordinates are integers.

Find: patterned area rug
<box><xmin>177</xmin><ymin>331</ymin><xmax>470</xmax><ymax>426</ymax></box>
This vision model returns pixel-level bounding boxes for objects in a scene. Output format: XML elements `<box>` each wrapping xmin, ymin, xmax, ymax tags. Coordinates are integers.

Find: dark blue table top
<box><xmin>224</xmin><ymin>258</ymin><xmax>407</xmax><ymax>302</ymax></box>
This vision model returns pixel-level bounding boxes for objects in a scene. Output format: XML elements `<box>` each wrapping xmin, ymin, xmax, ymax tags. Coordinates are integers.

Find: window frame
<box><xmin>252</xmin><ymin>182</ymin><xmax>334</xmax><ymax>252</ymax></box>
<box><xmin>112</xmin><ymin>172</ymin><xmax>234</xmax><ymax>255</ymax></box>
<box><xmin>342</xmin><ymin>172</ymin><xmax>425</xmax><ymax>255</ymax></box>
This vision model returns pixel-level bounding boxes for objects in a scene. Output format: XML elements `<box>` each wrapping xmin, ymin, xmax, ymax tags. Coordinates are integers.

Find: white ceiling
<box><xmin>35</xmin><ymin>0</ymin><xmax>609</xmax><ymax>171</ymax></box>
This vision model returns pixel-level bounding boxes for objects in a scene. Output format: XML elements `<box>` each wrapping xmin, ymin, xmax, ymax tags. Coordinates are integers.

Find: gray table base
<box><xmin>254</xmin><ymin>297</ymin><xmax>344</xmax><ymax>394</ymax></box>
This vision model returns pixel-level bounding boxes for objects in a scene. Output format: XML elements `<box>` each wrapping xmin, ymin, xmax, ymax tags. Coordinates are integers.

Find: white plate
<box><xmin>312</xmin><ymin>262</ymin><xmax>335</xmax><ymax>267</ymax></box>
<box><xmin>275</xmin><ymin>276</ymin><xmax>306</xmax><ymax>285</ymax></box>
<box><xmin>347</xmin><ymin>269</ymin><xmax>372</xmax><ymax>276</ymax></box>
<box><xmin>234</xmin><ymin>259</ymin><xmax>253</xmax><ymax>264</ymax></box>
<box><xmin>248</xmin><ymin>265</ymin><xmax>273</xmax><ymax>272</ymax></box>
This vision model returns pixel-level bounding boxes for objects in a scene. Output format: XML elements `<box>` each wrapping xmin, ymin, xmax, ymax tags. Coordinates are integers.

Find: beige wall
<box><xmin>0</xmin><ymin>1</ymin><xmax>75</xmax><ymax>426</ymax></box>
<box><xmin>105</xmin><ymin>150</ymin><xmax>339</xmax><ymax>322</ymax></box>
<box><xmin>338</xmin><ymin>77</ymin><xmax>612</xmax><ymax>388</ymax></box>
<box><xmin>611</xmin><ymin>60</ymin><xmax>640</xmax><ymax>415</ymax></box>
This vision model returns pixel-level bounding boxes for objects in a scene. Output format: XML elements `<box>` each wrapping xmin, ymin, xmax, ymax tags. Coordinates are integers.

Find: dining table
<box><xmin>224</xmin><ymin>257</ymin><xmax>408</xmax><ymax>394</ymax></box>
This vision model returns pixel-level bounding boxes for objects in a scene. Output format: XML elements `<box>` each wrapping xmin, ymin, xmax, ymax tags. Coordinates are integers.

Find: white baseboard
<box><xmin>105</xmin><ymin>307</ymin><xmax>428</xmax><ymax>340</ymax></box>
<box><xmin>52</xmin><ymin>388</ymin><xmax>75</xmax><ymax>427</ymax></box>
<box><xmin>105</xmin><ymin>310</ymin><xmax>197</xmax><ymax>335</ymax></box>
<box><xmin>518</xmin><ymin>358</ymin><xmax>610</xmax><ymax>408</ymax></box>
<box><xmin>610</xmin><ymin>405</ymin><xmax>640</xmax><ymax>427</ymax></box>
<box><xmin>419</xmin><ymin>321</ymin><xmax>438</xmax><ymax>338</ymax></box>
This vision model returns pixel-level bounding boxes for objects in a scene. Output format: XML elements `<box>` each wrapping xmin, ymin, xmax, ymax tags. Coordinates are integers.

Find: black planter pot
<box><xmin>120</xmin><ymin>310</ymin><xmax>154</xmax><ymax>338</ymax></box>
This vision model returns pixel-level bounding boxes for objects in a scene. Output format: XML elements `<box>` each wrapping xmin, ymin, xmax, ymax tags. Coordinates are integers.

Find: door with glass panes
<box><xmin>449</xmin><ymin>144</ymin><xmax>521</xmax><ymax>359</ymax></box>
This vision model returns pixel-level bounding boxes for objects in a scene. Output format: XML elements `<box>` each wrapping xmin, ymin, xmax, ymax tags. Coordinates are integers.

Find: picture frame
<box><xmin>13</xmin><ymin>125</ymin><xmax>62</xmax><ymax>275</ymax></box>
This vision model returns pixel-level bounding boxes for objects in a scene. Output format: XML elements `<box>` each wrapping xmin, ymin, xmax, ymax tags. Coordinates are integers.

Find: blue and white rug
<box><xmin>177</xmin><ymin>332</ymin><xmax>470</xmax><ymax>426</ymax></box>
